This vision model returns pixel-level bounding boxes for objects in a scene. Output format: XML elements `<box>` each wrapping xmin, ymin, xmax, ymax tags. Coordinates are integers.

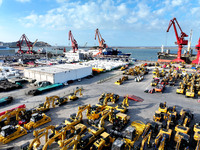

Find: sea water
<box><xmin>14</xmin><ymin>46</ymin><xmax>197</xmax><ymax>61</ymax></box>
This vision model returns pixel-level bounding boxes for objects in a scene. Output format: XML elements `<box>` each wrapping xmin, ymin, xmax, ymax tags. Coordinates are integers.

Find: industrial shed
<box><xmin>24</xmin><ymin>64</ymin><xmax>92</xmax><ymax>84</ymax></box>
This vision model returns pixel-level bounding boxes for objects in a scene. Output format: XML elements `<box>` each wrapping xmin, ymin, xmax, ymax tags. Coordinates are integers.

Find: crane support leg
<box><xmin>192</xmin><ymin>38</ymin><xmax>200</xmax><ymax>64</ymax></box>
<box><xmin>173</xmin><ymin>45</ymin><xmax>185</xmax><ymax>63</ymax></box>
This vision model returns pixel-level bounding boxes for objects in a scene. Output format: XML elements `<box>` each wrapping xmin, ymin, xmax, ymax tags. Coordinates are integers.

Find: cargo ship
<box><xmin>157</xmin><ymin>45</ymin><xmax>196</xmax><ymax>63</ymax></box>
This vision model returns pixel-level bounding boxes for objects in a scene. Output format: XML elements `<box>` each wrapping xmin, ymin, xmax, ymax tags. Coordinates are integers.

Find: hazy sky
<box><xmin>0</xmin><ymin>0</ymin><xmax>200</xmax><ymax>47</ymax></box>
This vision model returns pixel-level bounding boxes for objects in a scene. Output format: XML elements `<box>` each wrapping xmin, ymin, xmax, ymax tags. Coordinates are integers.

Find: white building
<box><xmin>24</xmin><ymin>64</ymin><xmax>92</xmax><ymax>84</ymax></box>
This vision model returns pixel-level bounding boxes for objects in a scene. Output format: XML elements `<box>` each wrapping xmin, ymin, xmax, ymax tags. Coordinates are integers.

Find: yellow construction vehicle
<box><xmin>153</xmin><ymin>111</ymin><xmax>162</xmax><ymax>122</ymax></box>
<box><xmin>49</xmin><ymin>95</ymin><xmax>68</xmax><ymax>106</ymax></box>
<box><xmin>153</xmin><ymin>128</ymin><xmax>172</xmax><ymax>149</ymax></box>
<box><xmin>24</xmin><ymin>113</ymin><xmax>51</xmax><ymax>130</ymax></box>
<box><xmin>34</xmin><ymin>96</ymin><xmax>57</xmax><ymax>113</ymax></box>
<box><xmin>110</xmin><ymin>120</ymin><xmax>146</xmax><ymax>149</ymax></box>
<box><xmin>21</xmin><ymin>125</ymin><xmax>55</xmax><ymax>150</ymax></box>
<box><xmin>0</xmin><ymin>107</ymin><xmax>27</xmax><ymax>128</ymax></box>
<box><xmin>68</xmin><ymin>87</ymin><xmax>82</xmax><ymax>100</ymax></box>
<box><xmin>120</xmin><ymin>65</ymin><xmax>128</xmax><ymax>71</ymax></box>
<box><xmin>90</xmin><ymin>132</ymin><xmax>115</xmax><ymax>150</ymax></box>
<box><xmin>115</xmin><ymin>78</ymin><xmax>123</xmax><ymax>85</ymax></box>
<box><xmin>115</xmin><ymin>76</ymin><xmax>128</xmax><ymax>85</ymax></box>
<box><xmin>88</xmin><ymin>109</ymin><xmax>113</xmax><ymax>136</ymax></box>
<box><xmin>79</xmin><ymin>110</ymin><xmax>114</xmax><ymax>149</ymax></box>
<box><xmin>0</xmin><ymin>125</ymin><xmax>27</xmax><ymax>144</ymax></box>
<box><xmin>176</xmin><ymin>82</ymin><xmax>185</xmax><ymax>94</ymax></box>
<box><xmin>139</xmin><ymin>130</ymin><xmax>152</xmax><ymax>150</ymax></box>
<box><xmin>47</xmin><ymin>123</ymin><xmax>87</xmax><ymax>149</ymax></box>
<box><xmin>174</xmin><ymin>132</ymin><xmax>190</xmax><ymax>150</ymax></box>
<box><xmin>177</xmin><ymin>109</ymin><xmax>193</xmax><ymax>127</ymax></box>
<box><xmin>141</xmin><ymin>122</ymin><xmax>159</xmax><ymax>139</ymax></box>
<box><xmin>65</xmin><ymin>104</ymin><xmax>90</xmax><ymax>126</ymax></box>
<box><xmin>115</xmin><ymin>95</ymin><xmax>129</xmax><ymax>113</ymax></box>
<box><xmin>158</xmin><ymin>102</ymin><xmax>167</xmax><ymax>114</ymax></box>
<box><xmin>60</xmin><ymin>134</ymin><xmax>81</xmax><ymax>150</ymax></box>
<box><xmin>175</xmin><ymin>125</ymin><xmax>190</xmax><ymax>134</ymax></box>
<box><xmin>194</xmin><ymin>123</ymin><xmax>200</xmax><ymax>133</ymax></box>
<box><xmin>98</xmin><ymin>93</ymin><xmax>119</xmax><ymax>105</ymax></box>
<box><xmin>112</xmin><ymin>112</ymin><xmax>130</xmax><ymax>131</ymax></box>
<box><xmin>186</xmin><ymin>85</ymin><xmax>195</xmax><ymax>98</ymax></box>
<box><xmin>111</xmin><ymin>137</ymin><xmax>131</xmax><ymax>150</ymax></box>
<box><xmin>194</xmin><ymin>131</ymin><xmax>200</xmax><ymax>150</ymax></box>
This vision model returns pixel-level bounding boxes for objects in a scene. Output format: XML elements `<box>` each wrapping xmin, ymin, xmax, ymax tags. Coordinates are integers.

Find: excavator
<box><xmin>153</xmin><ymin>102</ymin><xmax>168</xmax><ymax>122</ymax></box>
<box><xmin>115</xmin><ymin>95</ymin><xmax>129</xmax><ymax>113</ymax></box>
<box><xmin>111</xmin><ymin>137</ymin><xmax>131</xmax><ymax>150</ymax></box>
<box><xmin>79</xmin><ymin>110</ymin><xmax>111</xmax><ymax>149</ymax></box>
<box><xmin>110</xmin><ymin>120</ymin><xmax>146</xmax><ymax>149</ymax></box>
<box><xmin>112</xmin><ymin>112</ymin><xmax>130</xmax><ymax>131</ymax></box>
<box><xmin>194</xmin><ymin>131</ymin><xmax>200</xmax><ymax>150</ymax></box>
<box><xmin>90</xmin><ymin>131</ymin><xmax>115</xmax><ymax>150</ymax></box>
<box><xmin>139</xmin><ymin>130</ymin><xmax>152</xmax><ymax>150</ymax></box>
<box><xmin>153</xmin><ymin>128</ymin><xmax>172</xmax><ymax>149</ymax></box>
<box><xmin>115</xmin><ymin>76</ymin><xmax>128</xmax><ymax>85</ymax></box>
<box><xmin>47</xmin><ymin>95</ymin><xmax>68</xmax><ymax>106</ymax></box>
<box><xmin>88</xmin><ymin>109</ymin><xmax>113</xmax><ymax>136</ymax></box>
<box><xmin>175</xmin><ymin>125</ymin><xmax>190</xmax><ymax>134</ymax></box>
<box><xmin>141</xmin><ymin>122</ymin><xmax>159</xmax><ymax>139</ymax></box>
<box><xmin>176</xmin><ymin>82</ymin><xmax>186</xmax><ymax>94</ymax></box>
<box><xmin>177</xmin><ymin>109</ymin><xmax>193</xmax><ymax>127</ymax></box>
<box><xmin>21</xmin><ymin>125</ymin><xmax>55</xmax><ymax>150</ymax></box>
<box><xmin>0</xmin><ymin>124</ymin><xmax>27</xmax><ymax>144</ymax></box>
<box><xmin>185</xmin><ymin>84</ymin><xmax>195</xmax><ymax>98</ymax></box>
<box><xmin>0</xmin><ymin>107</ymin><xmax>27</xmax><ymax>128</ymax></box>
<box><xmin>98</xmin><ymin>93</ymin><xmax>119</xmax><ymax>105</ymax></box>
<box><xmin>60</xmin><ymin>134</ymin><xmax>81</xmax><ymax>150</ymax></box>
<box><xmin>24</xmin><ymin>113</ymin><xmax>51</xmax><ymax>130</ymax></box>
<box><xmin>45</xmin><ymin>123</ymin><xmax>87</xmax><ymax>149</ymax></box>
<box><xmin>65</xmin><ymin>104</ymin><xmax>90</xmax><ymax>126</ymax></box>
<box><xmin>35</xmin><ymin>95</ymin><xmax>68</xmax><ymax>113</ymax></box>
<box><xmin>153</xmin><ymin>111</ymin><xmax>162</xmax><ymax>122</ymax></box>
<box><xmin>124</xmin><ymin>120</ymin><xmax>146</xmax><ymax>147</ymax></box>
<box><xmin>174</xmin><ymin>132</ymin><xmax>190</xmax><ymax>150</ymax></box>
<box><xmin>21</xmin><ymin>123</ymin><xmax>86</xmax><ymax>150</ymax></box>
<box><xmin>193</xmin><ymin>123</ymin><xmax>200</xmax><ymax>150</ymax></box>
<box><xmin>68</xmin><ymin>87</ymin><xmax>82</xmax><ymax>100</ymax></box>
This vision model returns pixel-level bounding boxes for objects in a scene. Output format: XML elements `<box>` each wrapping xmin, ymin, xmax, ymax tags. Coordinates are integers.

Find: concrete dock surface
<box><xmin>0</xmin><ymin>61</ymin><xmax>199</xmax><ymax>150</ymax></box>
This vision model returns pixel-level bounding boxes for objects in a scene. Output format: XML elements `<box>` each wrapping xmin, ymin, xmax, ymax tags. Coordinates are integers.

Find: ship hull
<box><xmin>157</xmin><ymin>52</ymin><xmax>196</xmax><ymax>63</ymax></box>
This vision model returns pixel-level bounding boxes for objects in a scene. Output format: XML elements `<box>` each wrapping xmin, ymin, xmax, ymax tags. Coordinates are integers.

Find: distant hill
<box><xmin>0</xmin><ymin>41</ymin><xmax>51</xmax><ymax>47</ymax></box>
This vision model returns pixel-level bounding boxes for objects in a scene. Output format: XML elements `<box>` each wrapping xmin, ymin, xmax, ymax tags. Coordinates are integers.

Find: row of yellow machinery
<box><xmin>19</xmin><ymin>92</ymin><xmax>131</xmax><ymax>150</ymax></box>
<box><xmin>153</xmin><ymin>102</ymin><xmax>200</xmax><ymax>150</ymax></box>
<box><xmin>151</xmin><ymin>65</ymin><xmax>200</xmax><ymax>98</ymax></box>
<box><xmin>0</xmin><ymin>87</ymin><xmax>83</xmax><ymax>144</ymax></box>
<box><xmin>176</xmin><ymin>73</ymin><xmax>200</xmax><ymax>98</ymax></box>
<box><xmin>1</xmin><ymin>90</ymin><xmax>199</xmax><ymax>149</ymax></box>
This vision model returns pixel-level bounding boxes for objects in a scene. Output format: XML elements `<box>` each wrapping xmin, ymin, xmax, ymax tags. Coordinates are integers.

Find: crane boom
<box><xmin>95</xmin><ymin>28</ymin><xmax>108</xmax><ymax>55</ymax></box>
<box><xmin>68</xmin><ymin>30</ymin><xmax>78</xmax><ymax>53</ymax></box>
<box><xmin>17</xmin><ymin>34</ymin><xmax>33</xmax><ymax>54</ymax></box>
<box><xmin>166</xmin><ymin>18</ymin><xmax>188</xmax><ymax>63</ymax></box>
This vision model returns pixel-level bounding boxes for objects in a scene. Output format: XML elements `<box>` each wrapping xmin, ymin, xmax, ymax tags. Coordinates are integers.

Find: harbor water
<box><xmin>6</xmin><ymin>46</ymin><xmax>198</xmax><ymax>61</ymax></box>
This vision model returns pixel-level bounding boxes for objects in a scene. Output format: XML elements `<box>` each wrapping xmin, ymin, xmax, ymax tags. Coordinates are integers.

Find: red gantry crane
<box><xmin>192</xmin><ymin>38</ymin><xmax>200</xmax><ymax>64</ymax></box>
<box><xmin>68</xmin><ymin>30</ymin><xmax>78</xmax><ymax>53</ymax></box>
<box><xmin>167</xmin><ymin>18</ymin><xmax>188</xmax><ymax>63</ymax></box>
<box><xmin>16</xmin><ymin>34</ymin><xmax>33</xmax><ymax>54</ymax></box>
<box><xmin>95</xmin><ymin>28</ymin><xmax>108</xmax><ymax>55</ymax></box>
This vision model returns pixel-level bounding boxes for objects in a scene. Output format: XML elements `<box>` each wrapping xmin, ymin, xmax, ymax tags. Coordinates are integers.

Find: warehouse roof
<box><xmin>25</xmin><ymin>64</ymin><xmax>91</xmax><ymax>74</ymax></box>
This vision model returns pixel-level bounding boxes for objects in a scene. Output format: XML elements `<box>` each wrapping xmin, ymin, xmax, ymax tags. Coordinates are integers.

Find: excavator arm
<box><xmin>60</xmin><ymin>134</ymin><xmax>81</xmax><ymax>150</ymax></box>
